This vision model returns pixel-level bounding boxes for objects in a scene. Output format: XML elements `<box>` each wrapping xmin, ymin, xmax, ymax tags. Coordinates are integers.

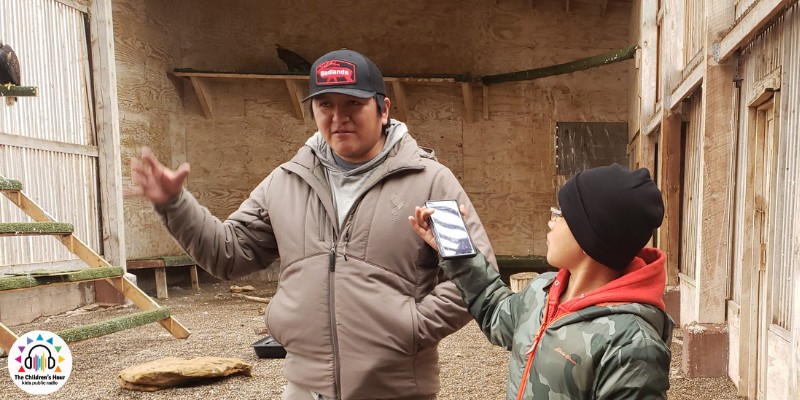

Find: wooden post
<box><xmin>155</xmin><ymin>267</ymin><xmax>168</xmax><ymax>299</ymax></box>
<box><xmin>510</xmin><ymin>272</ymin><xmax>538</xmax><ymax>292</ymax></box>
<box><xmin>190</xmin><ymin>265</ymin><xmax>199</xmax><ymax>291</ymax></box>
<box><xmin>694</xmin><ymin>0</ymin><xmax>736</xmax><ymax>326</ymax></box>
<box><xmin>89</xmin><ymin>0</ymin><xmax>126</xmax><ymax>277</ymax></box>
<box><xmin>659</xmin><ymin>111</ymin><xmax>682</xmax><ymax>287</ymax></box>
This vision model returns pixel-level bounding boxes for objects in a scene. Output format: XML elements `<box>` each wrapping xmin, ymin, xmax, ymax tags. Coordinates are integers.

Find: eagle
<box><xmin>0</xmin><ymin>41</ymin><xmax>21</xmax><ymax>106</ymax></box>
<box><xmin>276</xmin><ymin>45</ymin><xmax>311</xmax><ymax>73</ymax></box>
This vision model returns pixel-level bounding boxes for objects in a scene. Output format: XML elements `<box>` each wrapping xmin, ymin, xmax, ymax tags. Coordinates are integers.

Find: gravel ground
<box><xmin>0</xmin><ymin>279</ymin><xmax>740</xmax><ymax>399</ymax></box>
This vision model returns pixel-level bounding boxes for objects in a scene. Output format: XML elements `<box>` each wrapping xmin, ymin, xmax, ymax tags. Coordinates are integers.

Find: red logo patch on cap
<box><xmin>316</xmin><ymin>60</ymin><xmax>356</xmax><ymax>85</ymax></box>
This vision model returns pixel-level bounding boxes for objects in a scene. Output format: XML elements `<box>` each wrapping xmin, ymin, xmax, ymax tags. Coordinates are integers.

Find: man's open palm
<box><xmin>125</xmin><ymin>147</ymin><xmax>190</xmax><ymax>204</ymax></box>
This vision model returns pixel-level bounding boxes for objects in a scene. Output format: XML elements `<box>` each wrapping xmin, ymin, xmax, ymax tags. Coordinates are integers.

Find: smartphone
<box><xmin>424</xmin><ymin>200</ymin><xmax>477</xmax><ymax>259</ymax></box>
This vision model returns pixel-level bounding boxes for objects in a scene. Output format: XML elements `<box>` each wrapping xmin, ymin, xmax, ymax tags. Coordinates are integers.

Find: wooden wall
<box><xmin>114</xmin><ymin>0</ymin><xmax>188</xmax><ymax>258</ymax></box>
<box><xmin>115</xmin><ymin>0</ymin><xmax>632</xmax><ymax>257</ymax></box>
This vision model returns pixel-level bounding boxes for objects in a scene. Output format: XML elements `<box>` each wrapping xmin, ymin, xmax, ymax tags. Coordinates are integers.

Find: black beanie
<box><xmin>558</xmin><ymin>163</ymin><xmax>664</xmax><ymax>270</ymax></box>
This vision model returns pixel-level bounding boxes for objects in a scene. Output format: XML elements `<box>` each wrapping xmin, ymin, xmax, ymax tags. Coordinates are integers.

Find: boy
<box><xmin>409</xmin><ymin>164</ymin><xmax>673</xmax><ymax>400</ymax></box>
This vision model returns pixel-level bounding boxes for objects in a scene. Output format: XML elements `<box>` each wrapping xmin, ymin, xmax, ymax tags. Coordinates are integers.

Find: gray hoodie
<box><xmin>305</xmin><ymin>119</ymin><xmax>407</xmax><ymax>226</ymax></box>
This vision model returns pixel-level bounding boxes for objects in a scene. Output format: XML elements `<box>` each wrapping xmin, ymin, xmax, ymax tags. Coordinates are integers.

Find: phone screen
<box><xmin>424</xmin><ymin>200</ymin><xmax>477</xmax><ymax>259</ymax></box>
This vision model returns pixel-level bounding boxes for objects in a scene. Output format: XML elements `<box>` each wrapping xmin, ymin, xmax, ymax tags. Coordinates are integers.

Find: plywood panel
<box><xmin>115</xmin><ymin>0</ymin><xmax>632</xmax><ymax>258</ymax></box>
<box><xmin>114</xmin><ymin>0</ymin><xmax>187</xmax><ymax>258</ymax></box>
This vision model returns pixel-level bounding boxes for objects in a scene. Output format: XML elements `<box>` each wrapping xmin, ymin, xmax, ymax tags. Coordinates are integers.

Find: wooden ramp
<box><xmin>0</xmin><ymin>176</ymin><xmax>190</xmax><ymax>353</ymax></box>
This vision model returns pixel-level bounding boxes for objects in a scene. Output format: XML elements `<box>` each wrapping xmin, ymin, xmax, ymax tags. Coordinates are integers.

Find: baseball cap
<box><xmin>302</xmin><ymin>49</ymin><xmax>387</xmax><ymax>102</ymax></box>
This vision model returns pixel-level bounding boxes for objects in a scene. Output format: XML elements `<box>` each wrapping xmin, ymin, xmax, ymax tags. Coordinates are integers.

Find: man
<box><xmin>128</xmin><ymin>49</ymin><xmax>497</xmax><ymax>400</ymax></box>
<box><xmin>409</xmin><ymin>164</ymin><xmax>673</xmax><ymax>399</ymax></box>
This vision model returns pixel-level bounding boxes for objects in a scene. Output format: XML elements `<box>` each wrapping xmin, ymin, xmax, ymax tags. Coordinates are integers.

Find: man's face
<box><xmin>311</xmin><ymin>93</ymin><xmax>390</xmax><ymax>163</ymax></box>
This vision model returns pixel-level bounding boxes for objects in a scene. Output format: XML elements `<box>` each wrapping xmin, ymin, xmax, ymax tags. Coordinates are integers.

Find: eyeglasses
<box><xmin>550</xmin><ymin>207</ymin><xmax>562</xmax><ymax>222</ymax></box>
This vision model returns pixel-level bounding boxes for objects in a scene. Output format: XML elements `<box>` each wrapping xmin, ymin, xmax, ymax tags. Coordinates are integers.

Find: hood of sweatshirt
<box><xmin>305</xmin><ymin>119</ymin><xmax>408</xmax><ymax>176</ymax></box>
<box><xmin>545</xmin><ymin>247</ymin><xmax>673</xmax><ymax>343</ymax></box>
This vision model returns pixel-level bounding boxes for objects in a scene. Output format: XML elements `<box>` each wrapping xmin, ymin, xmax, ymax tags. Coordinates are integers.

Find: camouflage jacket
<box><xmin>441</xmin><ymin>248</ymin><xmax>674</xmax><ymax>400</ymax></box>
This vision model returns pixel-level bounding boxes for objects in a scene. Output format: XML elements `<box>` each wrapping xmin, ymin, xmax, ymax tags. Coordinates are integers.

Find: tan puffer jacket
<box><xmin>155</xmin><ymin>133</ymin><xmax>497</xmax><ymax>399</ymax></box>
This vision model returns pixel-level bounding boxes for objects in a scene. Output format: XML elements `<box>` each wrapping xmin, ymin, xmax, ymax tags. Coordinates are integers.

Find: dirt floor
<box><xmin>0</xmin><ymin>278</ymin><xmax>741</xmax><ymax>399</ymax></box>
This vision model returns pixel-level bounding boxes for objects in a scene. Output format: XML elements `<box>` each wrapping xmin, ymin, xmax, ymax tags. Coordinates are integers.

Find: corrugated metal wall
<box><xmin>0</xmin><ymin>0</ymin><xmax>100</xmax><ymax>269</ymax></box>
<box><xmin>680</xmin><ymin>89</ymin><xmax>703</xmax><ymax>280</ymax></box>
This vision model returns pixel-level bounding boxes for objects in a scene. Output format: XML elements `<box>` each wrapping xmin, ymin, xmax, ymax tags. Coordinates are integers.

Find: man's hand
<box><xmin>124</xmin><ymin>147</ymin><xmax>190</xmax><ymax>205</ymax></box>
<box><xmin>408</xmin><ymin>204</ymin><xmax>468</xmax><ymax>253</ymax></box>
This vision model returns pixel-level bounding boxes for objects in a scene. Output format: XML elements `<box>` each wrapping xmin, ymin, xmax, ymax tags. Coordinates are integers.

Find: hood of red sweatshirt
<box><xmin>551</xmin><ymin>247</ymin><xmax>666</xmax><ymax>316</ymax></box>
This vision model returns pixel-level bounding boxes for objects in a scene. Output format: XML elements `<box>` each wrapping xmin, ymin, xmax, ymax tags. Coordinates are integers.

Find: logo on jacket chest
<box><xmin>389</xmin><ymin>195</ymin><xmax>406</xmax><ymax>221</ymax></box>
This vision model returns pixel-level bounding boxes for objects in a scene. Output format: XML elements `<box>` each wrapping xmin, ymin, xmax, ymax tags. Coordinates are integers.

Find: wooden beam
<box><xmin>0</xmin><ymin>86</ymin><xmax>38</xmax><ymax>97</ymax></box>
<box><xmin>391</xmin><ymin>81</ymin><xmax>408</xmax><ymax>122</ymax></box>
<box><xmin>481</xmin><ymin>45</ymin><xmax>637</xmax><ymax>85</ymax></box>
<box><xmin>461</xmin><ymin>83</ymin><xmax>473</xmax><ymax>124</ymax></box>
<box><xmin>90</xmin><ymin>0</ymin><xmax>126</xmax><ymax>272</ymax></box>
<box><xmin>482</xmin><ymin>85</ymin><xmax>489</xmax><ymax>120</ymax></box>
<box><xmin>601</xmin><ymin>0</ymin><xmax>608</xmax><ymax>16</ymax></box>
<box><xmin>52</xmin><ymin>0</ymin><xmax>89</xmax><ymax>13</ymax></box>
<box><xmin>0</xmin><ymin>131</ymin><xmax>99</xmax><ymax>157</ymax></box>
<box><xmin>284</xmin><ymin>79</ymin><xmax>304</xmax><ymax>122</ymax></box>
<box><xmin>0</xmin><ymin>276</ymin><xmax>122</xmax><ymax>294</ymax></box>
<box><xmin>103</xmin><ymin>276</ymin><xmax>190</xmax><ymax>339</ymax></box>
<box><xmin>55</xmin><ymin>308</ymin><xmax>171</xmax><ymax>343</ymax></box>
<box><xmin>190</xmin><ymin>77</ymin><xmax>213</xmax><ymax>119</ymax></box>
<box><xmin>0</xmin><ymin>323</ymin><xmax>19</xmax><ymax>354</ymax></box>
<box><xmin>566</xmin><ymin>0</ymin><xmax>570</xmax><ymax>13</ymax></box>
<box><xmin>668</xmin><ymin>64</ymin><xmax>703</xmax><ymax>109</ymax></box>
<box><xmin>644</xmin><ymin>105</ymin><xmax>663</xmax><ymax>135</ymax></box>
<box><xmin>717</xmin><ymin>0</ymin><xmax>787</xmax><ymax>61</ymax></box>
<box><xmin>173</xmin><ymin>69</ymin><xmax>472</xmax><ymax>84</ymax></box>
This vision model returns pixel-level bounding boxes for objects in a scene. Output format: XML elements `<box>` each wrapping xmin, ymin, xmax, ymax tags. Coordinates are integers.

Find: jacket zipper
<box><xmin>328</xmin><ymin>212</ymin><xmax>354</xmax><ymax>400</ymax></box>
<box><xmin>328</xmin><ymin>238</ymin><xmax>341</xmax><ymax>400</ymax></box>
<box><xmin>318</xmin><ymin>167</ymin><xmax>418</xmax><ymax>400</ymax></box>
<box><xmin>516</xmin><ymin>312</ymin><xmax>573</xmax><ymax>400</ymax></box>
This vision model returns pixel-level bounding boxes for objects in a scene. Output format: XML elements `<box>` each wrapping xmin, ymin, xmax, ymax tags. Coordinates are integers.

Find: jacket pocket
<box><xmin>408</xmin><ymin>297</ymin><xmax>420</xmax><ymax>356</ymax></box>
<box><xmin>264</xmin><ymin>298</ymin><xmax>278</xmax><ymax>343</ymax></box>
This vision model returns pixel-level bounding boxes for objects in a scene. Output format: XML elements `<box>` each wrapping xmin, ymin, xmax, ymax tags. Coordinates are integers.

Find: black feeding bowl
<box><xmin>251</xmin><ymin>335</ymin><xmax>287</xmax><ymax>358</ymax></box>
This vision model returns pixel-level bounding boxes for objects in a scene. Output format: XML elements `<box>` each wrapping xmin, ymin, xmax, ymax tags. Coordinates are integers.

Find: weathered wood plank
<box><xmin>0</xmin><ymin>131</ymin><xmax>99</xmax><ymax>157</ymax></box>
<box><xmin>669</xmin><ymin>63</ymin><xmax>703</xmax><ymax>109</ymax></box>
<box><xmin>90</xmin><ymin>0</ymin><xmax>126</xmax><ymax>272</ymax></box>
<box><xmin>718</xmin><ymin>0</ymin><xmax>788</xmax><ymax>61</ymax></box>
<box><xmin>0</xmin><ymin>323</ymin><xmax>19</xmax><ymax>354</ymax></box>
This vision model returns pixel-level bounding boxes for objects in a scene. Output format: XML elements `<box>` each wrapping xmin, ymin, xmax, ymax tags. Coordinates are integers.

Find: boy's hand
<box><xmin>408</xmin><ymin>204</ymin><xmax>468</xmax><ymax>253</ymax></box>
<box><xmin>124</xmin><ymin>146</ymin><xmax>190</xmax><ymax>205</ymax></box>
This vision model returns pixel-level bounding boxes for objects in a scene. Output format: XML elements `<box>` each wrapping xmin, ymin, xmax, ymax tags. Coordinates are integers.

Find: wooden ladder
<box><xmin>0</xmin><ymin>175</ymin><xmax>190</xmax><ymax>353</ymax></box>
